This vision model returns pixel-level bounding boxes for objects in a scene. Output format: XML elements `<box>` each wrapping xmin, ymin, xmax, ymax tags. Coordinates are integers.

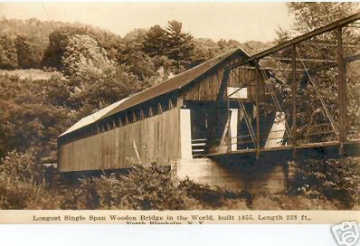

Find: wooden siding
<box><xmin>183</xmin><ymin>68</ymin><xmax>224</xmax><ymax>101</ymax></box>
<box><xmin>59</xmin><ymin>107</ymin><xmax>180</xmax><ymax>172</ymax></box>
<box><xmin>182</xmin><ymin>62</ymin><xmax>264</xmax><ymax>102</ymax></box>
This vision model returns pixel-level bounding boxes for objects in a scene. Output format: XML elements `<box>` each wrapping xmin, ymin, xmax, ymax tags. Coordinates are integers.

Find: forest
<box><xmin>0</xmin><ymin>2</ymin><xmax>359</xmax><ymax>210</ymax></box>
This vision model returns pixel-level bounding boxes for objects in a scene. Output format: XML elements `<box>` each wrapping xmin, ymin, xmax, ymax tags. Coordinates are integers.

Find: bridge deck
<box><xmin>206</xmin><ymin>139</ymin><xmax>360</xmax><ymax>161</ymax></box>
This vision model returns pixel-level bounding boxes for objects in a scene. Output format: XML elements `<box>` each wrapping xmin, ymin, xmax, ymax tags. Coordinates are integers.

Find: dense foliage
<box><xmin>1</xmin><ymin>150</ymin><xmax>358</xmax><ymax>210</ymax></box>
<box><xmin>270</xmin><ymin>3</ymin><xmax>360</xmax><ymax>142</ymax></box>
<box><xmin>289</xmin><ymin>158</ymin><xmax>360</xmax><ymax>208</ymax></box>
<box><xmin>0</xmin><ymin>151</ymin><xmax>252</xmax><ymax>209</ymax></box>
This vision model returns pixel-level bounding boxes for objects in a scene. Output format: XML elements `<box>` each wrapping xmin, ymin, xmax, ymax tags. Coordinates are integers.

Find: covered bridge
<box><xmin>58</xmin><ymin>47</ymin><xmax>278</xmax><ymax>171</ymax></box>
<box><xmin>58</xmin><ymin>12</ymin><xmax>360</xmax><ymax>192</ymax></box>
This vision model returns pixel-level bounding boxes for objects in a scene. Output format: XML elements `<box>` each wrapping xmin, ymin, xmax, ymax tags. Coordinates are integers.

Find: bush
<box><xmin>59</xmin><ymin>164</ymin><xmax>253</xmax><ymax>210</ymax></box>
<box><xmin>0</xmin><ymin>149</ymin><xmax>358</xmax><ymax>210</ymax></box>
<box><xmin>289</xmin><ymin>157</ymin><xmax>360</xmax><ymax>208</ymax></box>
<box><xmin>0</xmin><ymin>152</ymin><xmax>251</xmax><ymax>210</ymax></box>
<box><xmin>178</xmin><ymin>179</ymin><xmax>252</xmax><ymax>208</ymax></box>
<box><xmin>0</xmin><ymin>150</ymin><xmax>61</xmax><ymax>209</ymax></box>
<box><xmin>61</xmin><ymin>165</ymin><xmax>190</xmax><ymax>210</ymax></box>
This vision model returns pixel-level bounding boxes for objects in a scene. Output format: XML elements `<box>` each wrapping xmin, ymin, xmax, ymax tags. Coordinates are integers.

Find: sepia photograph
<box><xmin>0</xmin><ymin>2</ymin><xmax>359</xmax><ymax>226</ymax></box>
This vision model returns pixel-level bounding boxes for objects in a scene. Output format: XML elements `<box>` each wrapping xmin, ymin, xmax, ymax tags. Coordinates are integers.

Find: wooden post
<box><xmin>169</xmin><ymin>97</ymin><xmax>173</xmax><ymax>109</ymax></box>
<box><xmin>158</xmin><ymin>102</ymin><xmax>163</xmax><ymax>114</ymax></box>
<box><xmin>132</xmin><ymin>111</ymin><xmax>137</xmax><ymax>122</ymax></box>
<box><xmin>124</xmin><ymin>113</ymin><xmax>129</xmax><ymax>125</ymax></box>
<box><xmin>117</xmin><ymin>115</ymin><xmax>123</xmax><ymax>127</ymax></box>
<box><xmin>291</xmin><ymin>44</ymin><xmax>297</xmax><ymax>158</ymax></box>
<box><xmin>337</xmin><ymin>27</ymin><xmax>347</xmax><ymax>155</ymax></box>
<box><xmin>226</xmin><ymin>84</ymin><xmax>231</xmax><ymax>152</ymax></box>
<box><xmin>148</xmin><ymin>106</ymin><xmax>153</xmax><ymax>117</ymax></box>
<box><xmin>140</xmin><ymin>108</ymin><xmax>145</xmax><ymax>120</ymax></box>
<box><xmin>255</xmin><ymin>63</ymin><xmax>261</xmax><ymax>159</ymax></box>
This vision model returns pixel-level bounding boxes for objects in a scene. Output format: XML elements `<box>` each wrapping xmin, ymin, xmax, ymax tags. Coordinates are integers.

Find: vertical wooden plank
<box><xmin>206</xmin><ymin>75</ymin><xmax>211</xmax><ymax>101</ymax></box>
<box><xmin>337</xmin><ymin>27</ymin><xmax>347</xmax><ymax>155</ymax></box>
<box><xmin>122</xmin><ymin>125</ymin><xmax>127</xmax><ymax>167</ymax></box>
<box><xmin>208</xmin><ymin>74</ymin><xmax>214</xmax><ymax>100</ymax></box>
<box><xmin>100</xmin><ymin>131</ymin><xmax>104</xmax><ymax>170</ymax></box>
<box><xmin>82</xmin><ymin>136</ymin><xmax>86</xmax><ymax>170</ymax></box>
<box><xmin>162</xmin><ymin>111</ymin><xmax>166</xmax><ymax>164</ymax></box>
<box><xmin>114</xmin><ymin>127</ymin><xmax>119</xmax><ymax>169</ymax></box>
<box><xmin>119</xmin><ymin>125</ymin><xmax>125</xmax><ymax>168</ymax></box>
<box><xmin>291</xmin><ymin>44</ymin><xmax>297</xmax><ymax>158</ymax></box>
<box><xmin>110</xmin><ymin>129</ymin><xmax>115</xmax><ymax>169</ymax></box>
<box><xmin>174</xmin><ymin>108</ymin><xmax>178</xmax><ymax>159</ymax></box>
<box><xmin>144</xmin><ymin>116</ymin><xmax>149</xmax><ymax>163</ymax></box>
<box><xmin>255</xmin><ymin>65</ymin><xmax>261</xmax><ymax>159</ymax></box>
<box><xmin>176</xmin><ymin>107</ymin><xmax>181</xmax><ymax>159</ymax></box>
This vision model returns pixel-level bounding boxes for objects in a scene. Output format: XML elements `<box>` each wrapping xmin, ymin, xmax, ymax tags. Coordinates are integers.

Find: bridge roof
<box><xmin>60</xmin><ymin>46</ymin><xmax>251</xmax><ymax>137</ymax></box>
<box><xmin>102</xmin><ymin>47</ymin><xmax>251</xmax><ymax>118</ymax></box>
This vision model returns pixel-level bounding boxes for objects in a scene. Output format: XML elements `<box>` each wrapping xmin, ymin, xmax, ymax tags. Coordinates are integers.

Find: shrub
<box><xmin>0</xmin><ymin>150</ymin><xmax>61</xmax><ymax>209</ymax></box>
<box><xmin>61</xmin><ymin>165</ymin><xmax>193</xmax><ymax>210</ymax></box>
<box><xmin>0</xmin><ymin>150</ymin><xmax>357</xmax><ymax>210</ymax></box>
<box><xmin>289</xmin><ymin>157</ymin><xmax>360</xmax><ymax>208</ymax></box>
<box><xmin>178</xmin><ymin>179</ymin><xmax>252</xmax><ymax>208</ymax></box>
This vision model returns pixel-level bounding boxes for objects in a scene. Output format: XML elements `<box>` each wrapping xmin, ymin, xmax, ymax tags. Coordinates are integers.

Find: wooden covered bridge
<box><xmin>58</xmin><ymin>13</ymin><xmax>360</xmax><ymax>191</ymax></box>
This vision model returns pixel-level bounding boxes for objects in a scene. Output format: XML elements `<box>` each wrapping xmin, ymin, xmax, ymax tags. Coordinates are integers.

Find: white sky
<box><xmin>0</xmin><ymin>2</ymin><xmax>293</xmax><ymax>42</ymax></box>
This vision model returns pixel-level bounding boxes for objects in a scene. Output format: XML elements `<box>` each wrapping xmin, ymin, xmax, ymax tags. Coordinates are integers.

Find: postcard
<box><xmin>0</xmin><ymin>3</ymin><xmax>359</xmax><ymax>237</ymax></box>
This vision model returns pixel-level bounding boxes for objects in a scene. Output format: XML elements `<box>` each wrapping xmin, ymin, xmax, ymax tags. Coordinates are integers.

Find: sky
<box><xmin>0</xmin><ymin>2</ymin><xmax>293</xmax><ymax>42</ymax></box>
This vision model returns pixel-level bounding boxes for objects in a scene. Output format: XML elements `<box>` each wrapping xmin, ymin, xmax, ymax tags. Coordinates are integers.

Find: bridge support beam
<box><xmin>337</xmin><ymin>27</ymin><xmax>347</xmax><ymax>155</ymax></box>
<box><xmin>180</xmin><ymin>108</ymin><xmax>193</xmax><ymax>160</ymax></box>
<box><xmin>229</xmin><ymin>109</ymin><xmax>238</xmax><ymax>151</ymax></box>
<box><xmin>291</xmin><ymin>44</ymin><xmax>297</xmax><ymax>159</ymax></box>
<box><xmin>254</xmin><ymin>64</ymin><xmax>262</xmax><ymax>159</ymax></box>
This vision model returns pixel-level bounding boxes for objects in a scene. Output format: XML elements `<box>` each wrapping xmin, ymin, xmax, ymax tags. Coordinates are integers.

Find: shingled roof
<box><xmin>60</xmin><ymin>47</ymin><xmax>251</xmax><ymax>137</ymax></box>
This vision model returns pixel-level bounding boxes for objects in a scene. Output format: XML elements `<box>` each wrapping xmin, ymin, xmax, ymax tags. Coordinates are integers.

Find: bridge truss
<box><xmin>208</xmin><ymin>13</ymin><xmax>360</xmax><ymax>161</ymax></box>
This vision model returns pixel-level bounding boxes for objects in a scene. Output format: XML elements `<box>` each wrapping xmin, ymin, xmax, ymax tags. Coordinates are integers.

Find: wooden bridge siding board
<box><xmin>181</xmin><ymin>62</ymin><xmax>266</xmax><ymax>102</ymax></box>
<box><xmin>147</xmin><ymin>116</ymin><xmax>153</xmax><ymax>162</ymax></box>
<box><xmin>183</xmin><ymin>65</ymin><xmax>242</xmax><ymax>102</ymax></box>
<box><xmin>137</xmin><ymin>120</ymin><xmax>143</xmax><ymax>162</ymax></box>
<box><xmin>102</xmin><ymin>131</ymin><xmax>108</xmax><ymax>169</ymax></box>
<box><xmin>61</xmin><ymin>142</ymin><xmax>67</xmax><ymax>171</ymax></box>
<box><xmin>58</xmin><ymin>108</ymin><xmax>180</xmax><ymax>172</ymax></box>
<box><xmin>144</xmin><ymin>118</ymin><xmax>150</xmax><ymax>162</ymax></box>
<box><xmin>206</xmin><ymin>73</ymin><xmax>211</xmax><ymax>101</ymax></box>
<box><xmin>101</xmin><ymin>131</ymin><xmax>107</xmax><ymax>169</ymax></box>
<box><xmin>120</xmin><ymin>126</ymin><xmax>127</xmax><ymax>167</ymax></box>
<box><xmin>216</xmin><ymin>69</ymin><xmax>224</xmax><ymax>99</ymax></box>
<box><xmin>114</xmin><ymin>127</ymin><xmax>119</xmax><ymax>170</ymax></box>
<box><xmin>157</xmin><ymin>114</ymin><xmax>162</xmax><ymax>163</ymax></box>
<box><xmin>61</xmin><ymin>142</ymin><xmax>68</xmax><ymax>171</ymax></box>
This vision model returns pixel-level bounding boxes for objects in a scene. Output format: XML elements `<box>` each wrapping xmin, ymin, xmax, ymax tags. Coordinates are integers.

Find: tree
<box><xmin>165</xmin><ymin>20</ymin><xmax>195</xmax><ymax>71</ymax></box>
<box><xmin>67</xmin><ymin>65</ymin><xmax>140</xmax><ymax>111</ymax></box>
<box><xmin>0</xmin><ymin>75</ymin><xmax>69</xmax><ymax>159</ymax></box>
<box><xmin>15</xmin><ymin>35</ymin><xmax>39</xmax><ymax>69</ymax></box>
<box><xmin>42</xmin><ymin>26</ymin><xmax>89</xmax><ymax>69</ymax></box>
<box><xmin>142</xmin><ymin>21</ymin><xmax>197</xmax><ymax>74</ymax></box>
<box><xmin>0</xmin><ymin>35</ymin><xmax>18</xmax><ymax>69</ymax></box>
<box><xmin>117</xmin><ymin>34</ymin><xmax>157</xmax><ymax>82</ymax></box>
<box><xmin>143</xmin><ymin>25</ymin><xmax>167</xmax><ymax>57</ymax></box>
<box><xmin>61</xmin><ymin>34</ymin><xmax>116</xmax><ymax>79</ymax></box>
<box><xmin>274</xmin><ymin>2</ymin><xmax>360</xmax><ymax>142</ymax></box>
<box><xmin>288</xmin><ymin>3</ymin><xmax>358</xmax><ymax>33</ymax></box>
